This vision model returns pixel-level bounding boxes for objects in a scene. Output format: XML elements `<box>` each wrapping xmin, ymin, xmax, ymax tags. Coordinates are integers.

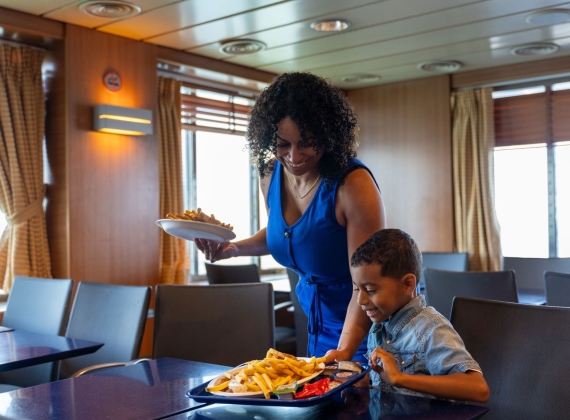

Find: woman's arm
<box><xmin>325</xmin><ymin>168</ymin><xmax>386</xmax><ymax>362</ymax></box>
<box><xmin>370</xmin><ymin>348</ymin><xmax>490</xmax><ymax>403</ymax></box>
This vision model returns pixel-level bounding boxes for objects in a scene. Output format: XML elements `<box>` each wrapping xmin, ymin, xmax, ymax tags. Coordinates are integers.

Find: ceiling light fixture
<box><xmin>310</xmin><ymin>19</ymin><xmax>351</xmax><ymax>32</ymax></box>
<box><xmin>340</xmin><ymin>74</ymin><xmax>380</xmax><ymax>83</ymax></box>
<box><xmin>219</xmin><ymin>39</ymin><xmax>267</xmax><ymax>55</ymax></box>
<box><xmin>525</xmin><ymin>8</ymin><xmax>570</xmax><ymax>25</ymax></box>
<box><xmin>418</xmin><ymin>60</ymin><xmax>463</xmax><ymax>73</ymax></box>
<box><xmin>79</xmin><ymin>1</ymin><xmax>141</xmax><ymax>18</ymax></box>
<box><xmin>510</xmin><ymin>42</ymin><xmax>560</xmax><ymax>56</ymax></box>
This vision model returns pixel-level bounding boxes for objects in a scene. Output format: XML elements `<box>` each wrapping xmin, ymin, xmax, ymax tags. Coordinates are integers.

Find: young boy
<box><xmin>350</xmin><ymin>229</ymin><xmax>490</xmax><ymax>403</ymax></box>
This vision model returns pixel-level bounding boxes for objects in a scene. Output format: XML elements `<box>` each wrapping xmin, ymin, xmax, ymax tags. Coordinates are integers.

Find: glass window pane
<box><xmin>494</xmin><ymin>145</ymin><xmax>549</xmax><ymax>257</ymax></box>
<box><xmin>259</xmin><ymin>183</ymin><xmax>282</xmax><ymax>271</ymax></box>
<box><xmin>194</xmin><ymin>131</ymin><xmax>253</xmax><ymax>274</ymax></box>
<box><xmin>555</xmin><ymin>142</ymin><xmax>570</xmax><ymax>257</ymax></box>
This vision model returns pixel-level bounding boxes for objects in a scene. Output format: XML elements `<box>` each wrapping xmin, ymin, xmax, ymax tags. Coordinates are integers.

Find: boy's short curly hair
<box><xmin>351</xmin><ymin>229</ymin><xmax>422</xmax><ymax>283</ymax></box>
<box><xmin>246</xmin><ymin>72</ymin><xmax>358</xmax><ymax>183</ymax></box>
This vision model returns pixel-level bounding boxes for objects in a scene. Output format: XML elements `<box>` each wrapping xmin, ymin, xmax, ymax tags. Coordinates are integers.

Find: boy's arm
<box><xmin>370</xmin><ymin>348</ymin><xmax>490</xmax><ymax>403</ymax></box>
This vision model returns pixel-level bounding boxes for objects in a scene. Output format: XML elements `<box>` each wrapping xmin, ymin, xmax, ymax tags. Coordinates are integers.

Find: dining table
<box><xmin>0</xmin><ymin>357</ymin><xmax>489</xmax><ymax>420</ymax></box>
<box><xmin>0</xmin><ymin>329</ymin><xmax>104</xmax><ymax>372</ymax></box>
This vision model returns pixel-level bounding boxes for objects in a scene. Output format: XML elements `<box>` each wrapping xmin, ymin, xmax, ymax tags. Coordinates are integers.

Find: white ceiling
<box><xmin>3</xmin><ymin>0</ymin><xmax>570</xmax><ymax>89</ymax></box>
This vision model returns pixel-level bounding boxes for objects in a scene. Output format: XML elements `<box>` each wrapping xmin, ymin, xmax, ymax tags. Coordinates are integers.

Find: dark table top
<box><xmin>0</xmin><ymin>357</ymin><xmax>488</xmax><ymax>420</ymax></box>
<box><xmin>0</xmin><ymin>329</ymin><xmax>103</xmax><ymax>372</ymax></box>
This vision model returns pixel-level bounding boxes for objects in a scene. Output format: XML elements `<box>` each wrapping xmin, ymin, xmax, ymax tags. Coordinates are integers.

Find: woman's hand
<box><xmin>323</xmin><ymin>349</ymin><xmax>353</xmax><ymax>364</ymax></box>
<box><xmin>194</xmin><ymin>239</ymin><xmax>238</xmax><ymax>262</ymax></box>
<box><xmin>369</xmin><ymin>347</ymin><xmax>403</xmax><ymax>387</ymax></box>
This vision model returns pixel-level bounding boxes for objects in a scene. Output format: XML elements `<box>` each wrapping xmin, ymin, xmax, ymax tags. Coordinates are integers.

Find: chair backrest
<box><xmin>503</xmin><ymin>257</ymin><xmax>570</xmax><ymax>290</ymax></box>
<box><xmin>423</xmin><ymin>268</ymin><xmax>518</xmax><ymax>319</ymax></box>
<box><xmin>450</xmin><ymin>297</ymin><xmax>570</xmax><ymax>420</ymax></box>
<box><xmin>544</xmin><ymin>271</ymin><xmax>570</xmax><ymax>307</ymax></box>
<box><xmin>0</xmin><ymin>276</ymin><xmax>73</xmax><ymax>387</ymax></box>
<box><xmin>286</xmin><ymin>269</ymin><xmax>308</xmax><ymax>356</ymax></box>
<box><xmin>205</xmin><ymin>263</ymin><xmax>260</xmax><ymax>284</ymax></box>
<box><xmin>153</xmin><ymin>283</ymin><xmax>274</xmax><ymax>366</ymax></box>
<box><xmin>59</xmin><ymin>281</ymin><xmax>151</xmax><ymax>379</ymax></box>
<box><xmin>419</xmin><ymin>252</ymin><xmax>468</xmax><ymax>290</ymax></box>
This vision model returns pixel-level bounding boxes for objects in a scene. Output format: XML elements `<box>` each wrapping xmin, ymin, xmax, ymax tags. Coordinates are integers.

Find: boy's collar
<box><xmin>373</xmin><ymin>295</ymin><xmax>426</xmax><ymax>335</ymax></box>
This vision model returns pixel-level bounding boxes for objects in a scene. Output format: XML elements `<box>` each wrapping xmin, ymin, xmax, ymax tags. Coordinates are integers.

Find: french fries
<box><xmin>205</xmin><ymin>348</ymin><xmax>326</xmax><ymax>399</ymax></box>
<box><xmin>166</xmin><ymin>208</ymin><xmax>233</xmax><ymax>231</ymax></box>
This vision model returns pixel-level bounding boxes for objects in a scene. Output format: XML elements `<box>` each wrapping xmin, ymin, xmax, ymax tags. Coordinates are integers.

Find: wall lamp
<box><xmin>94</xmin><ymin>104</ymin><xmax>153</xmax><ymax>136</ymax></box>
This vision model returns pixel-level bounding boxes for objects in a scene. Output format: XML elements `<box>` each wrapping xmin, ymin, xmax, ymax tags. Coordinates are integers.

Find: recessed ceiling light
<box><xmin>310</xmin><ymin>19</ymin><xmax>351</xmax><ymax>32</ymax></box>
<box><xmin>340</xmin><ymin>74</ymin><xmax>380</xmax><ymax>83</ymax></box>
<box><xmin>78</xmin><ymin>1</ymin><xmax>141</xmax><ymax>18</ymax></box>
<box><xmin>510</xmin><ymin>42</ymin><xmax>560</xmax><ymax>56</ymax></box>
<box><xmin>525</xmin><ymin>8</ymin><xmax>570</xmax><ymax>25</ymax></box>
<box><xmin>219</xmin><ymin>39</ymin><xmax>267</xmax><ymax>55</ymax></box>
<box><xmin>418</xmin><ymin>60</ymin><xmax>463</xmax><ymax>73</ymax></box>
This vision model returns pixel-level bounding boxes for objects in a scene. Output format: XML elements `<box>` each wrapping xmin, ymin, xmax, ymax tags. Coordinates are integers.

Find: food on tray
<box><xmin>165</xmin><ymin>208</ymin><xmax>233</xmax><ymax>231</ymax></box>
<box><xmin>205</xmin><ymin>348</ymin><xmax>326</xmax><ymax>399</ymax></box>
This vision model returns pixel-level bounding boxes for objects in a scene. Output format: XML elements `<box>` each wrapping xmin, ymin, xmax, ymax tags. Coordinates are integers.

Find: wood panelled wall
<box><xmin>347</xmin><ymin>75</ymin><xmax>454</xmax><ymax>252</ymax></box>
<box><xmin>45</xmin><ymin>24</ymin><xmax>160</xmax><ymax>356</ymax></box>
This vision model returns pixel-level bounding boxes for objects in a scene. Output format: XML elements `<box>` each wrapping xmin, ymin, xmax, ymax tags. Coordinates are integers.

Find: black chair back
<box><xmin>419</xmin><ymin>252</ymin><xmax>468</xmax><ymax>291</ymax></box>
<box><xmin>451</xmin><ymin>297</ymin><xmax>570</xmax><ymax>420</ymax></box>
<box><xmin>59</xmin><ymin>282</ymin><xmax>151</xmax><ymax>379</ymax></box>
<box><xmin>0</xmin><ymin>276</ymin><xmax>73</xmax><ymax>387</ymax></box>
<box><xmin>545</xmin><ymin>270</ymin><xmax>570</xmax><ymax>307</ymax></box>
<box><xmin>286</xmin><ymin>269</ymin><xmax>308</xmax><ymax>356</ymax></box>
<box><xmin>205</xmin><ymin>263</ymin><xmax>260</xmax><ymax>284</ymax></box>
<box><xmin>153</xmin><ymin>283</ymin><xmax>273</xmax><ymax>366</ymax></box>
<box><xmin>503</xmin><ymin>257</ymin><xmax>570</xmax><ymax>291</ymax></box>
<box><xmin>424</xmin><ymin>268</ymin><xmax>518</xmax><ymax>319</ymax></box>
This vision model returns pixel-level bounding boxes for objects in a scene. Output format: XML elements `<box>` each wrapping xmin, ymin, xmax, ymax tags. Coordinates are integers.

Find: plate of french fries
<box><xmin>205</xmin><ymin>349</ymin><xmax>326</xmax><ymax>399</ymax></box>
<box><xmin>157</xmin><ymin>208</ymin><xmax>236</xmax><ymax>242</ymax></box>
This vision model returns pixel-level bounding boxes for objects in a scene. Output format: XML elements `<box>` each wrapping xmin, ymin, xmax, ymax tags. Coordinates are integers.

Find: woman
<box><xmin>196</xmin><ymin>72</ymin><xmax>385</xmax><ymax>363</ymax></box>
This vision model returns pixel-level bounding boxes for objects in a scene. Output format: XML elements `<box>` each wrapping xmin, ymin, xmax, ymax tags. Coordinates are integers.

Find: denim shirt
<box><xmin>366</xmin><ymin>295</ymin><xmax>481</xmax><ymax>399</ymax></box>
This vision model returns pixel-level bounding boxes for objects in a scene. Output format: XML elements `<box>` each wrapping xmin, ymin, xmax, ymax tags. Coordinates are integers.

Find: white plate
<box><xmin>207</xmin><ymin>358</ymin><xmax>324</xmax><ymax>398</ymax></box>
<box><xmin>156</xmin><ymin>219</ymin><xmax>236</xmax><ymax>242</ymax></box>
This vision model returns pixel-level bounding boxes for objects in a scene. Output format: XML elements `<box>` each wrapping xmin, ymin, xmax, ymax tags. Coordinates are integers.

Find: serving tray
<box><xmin>187</xmin><ymin>365</ymin><xmax>370</xmax><ymax>407</ymax></box>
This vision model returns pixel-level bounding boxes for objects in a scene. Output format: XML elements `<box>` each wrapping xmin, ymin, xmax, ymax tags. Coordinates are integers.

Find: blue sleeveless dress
<box><xmin>266</xmin><ymin>157</ymin><xmax>378</xmax><ymax>363</ymax></box>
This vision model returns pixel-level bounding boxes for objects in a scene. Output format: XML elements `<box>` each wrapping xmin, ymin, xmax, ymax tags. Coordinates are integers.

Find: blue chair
<box><xmin>0</xmin><ymin>276</ymin><xmax>73</xmax><ymax>389</ymax></box>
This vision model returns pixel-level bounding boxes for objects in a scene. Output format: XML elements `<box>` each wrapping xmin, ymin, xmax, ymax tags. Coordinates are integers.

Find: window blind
<box><xmin>494</xmin><ymin>92</ymin><xmax>548</xmax><ymax>147</ymax></box>
<box><xmin>180</xmin><ymin>83</ymin><xmax>255</xmax><ymax>135</ymax></box>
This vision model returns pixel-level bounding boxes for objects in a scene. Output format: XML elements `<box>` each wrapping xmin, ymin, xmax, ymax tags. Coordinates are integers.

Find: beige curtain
<box><xmin>158</xmin><ymin>76</ymin><xmax>189</xmax><ymax>284</ymax></box>
<box><xmin>451</xmin><ymin>88</ymin><xmax>502</xmax><ymax>272</ymax></box>
<box><xmin>0</xmin><ymin>45</ymin><xmax>52</xmax><ymax>292</ymax></box>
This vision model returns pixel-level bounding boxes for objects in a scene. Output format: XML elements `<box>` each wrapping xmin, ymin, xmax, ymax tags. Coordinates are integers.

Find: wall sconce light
<box><xmin>93</xmin><ymin>104</ymin><xmax>153</xmax><ymax>136</ymax></box>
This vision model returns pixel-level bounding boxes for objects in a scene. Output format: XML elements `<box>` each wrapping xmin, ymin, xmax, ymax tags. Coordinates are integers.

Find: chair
<box><xmin>153</xmin><ymin>283</ymin><xmax>274</xmax><ymax>367</ymax></box>
<box><xmin>205</xmin><ymin>262</ymin><xmax>260</xmax><ymax>284</ymax></box>
<box><xmin>423</xmin><ymin>268</ymin><xmax>518</xmax><ymax>319</ymax></box>
<box><xmin>204</xmin><ymin>262</ymin><xmax>296</xmax><ymax>355</ymax></box>
<box><xmin>286</xmin><ymin>269</ymin><xmax>308</xmax><ymax>356</ymax></box>
<box><xmin>58</xmin><ymin>281</ymin><xmax>151</xmax><ymax>379</ymax></box>
<box><xmin>0</xmin><ymin>276</ymin><xmax>73</xmax><ymax>389</ymax></box>
<box><xmin>503</xmin><ymin>257</ymin><xmax>570</xmax><ymax>304</ymax></box>
<box><xmin>419</xmin><ymin>252</ymin><xmax>468</xmax><ymax>291</ymax></box>
<box><xmin>544</xmin><ymin>271</ymin><xmax>570</xmax><ymax>307</ymax></box>
<box><xmin>450</xmin><ymin>297</ymin><xmax>570</xmax><ymax>420</ymax></box>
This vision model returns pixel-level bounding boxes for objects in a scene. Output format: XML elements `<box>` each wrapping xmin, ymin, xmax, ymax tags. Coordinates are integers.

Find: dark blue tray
<box><xmin>187</xmin><ymin>366</ymin><xmax>370</xmax><ymax>407</ymax></box>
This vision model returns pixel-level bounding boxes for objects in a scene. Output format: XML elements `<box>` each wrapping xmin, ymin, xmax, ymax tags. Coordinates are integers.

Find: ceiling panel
<box><xmin>187</xmin><ymin>0</ymin><xmax>482</xmax><ymax>62</ymax></box>
<box><xmin>98</xmin><ymin>0</ymin><xmax>285</xmax><ymax>40</ymax></box>
<box><xmin>0</xmin><ymin>0</ymin><xmax>76</xmax><ymax>15</ymax></box>
<box><xmin>43</xmin><ymin>0</ymin><xmax>178</xmax><ymax>29</ymax></box>
<box><xmin>258</xmin><ymin>3</ymin><xmax>570</xmax><ymax>74</ymax></box>
<box><xmin>145</xmin><ymin>0</ymin><xmax>380</xmax><ymax>49</ymax></box>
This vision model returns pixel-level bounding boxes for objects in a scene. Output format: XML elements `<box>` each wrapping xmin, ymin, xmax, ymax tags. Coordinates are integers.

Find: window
<box><xmin>493</xmin><ymin>81</ymin><xmax>570</xmax><ymax>257</ymax></box>
<box><xmin>181</xmin><ymin>85</ymin><xmax>281</xmax><ymax>276</ymax></box>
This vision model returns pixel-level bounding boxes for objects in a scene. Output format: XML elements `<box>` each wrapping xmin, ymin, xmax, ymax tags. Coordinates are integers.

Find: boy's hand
<box><xmin>369</xmin><ymin>348</ymin><xmax>403</xmax><ymax>386</ymax></box>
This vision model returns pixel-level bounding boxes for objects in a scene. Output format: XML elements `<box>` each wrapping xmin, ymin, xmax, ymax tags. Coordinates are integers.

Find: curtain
<box><xmin>451</xmin><ymin>88</ymin><xmax>502</xmax><ymax>271</ymax></box>
<box><xmin>158</xmin><ymin>76</ymin><xmax>189</xmax><ymax>284</ymax></box>
<box><xmin>0</xmin><ymin>45</ymin><xmax>52</xmax><ymax>293</ymax></box>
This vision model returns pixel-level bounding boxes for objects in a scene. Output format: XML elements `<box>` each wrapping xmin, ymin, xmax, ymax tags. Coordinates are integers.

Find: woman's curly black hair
<box><xmin>246</xmin><ymin>72</ymin><xmax>358</xmax><ymax>184</ymax></box>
